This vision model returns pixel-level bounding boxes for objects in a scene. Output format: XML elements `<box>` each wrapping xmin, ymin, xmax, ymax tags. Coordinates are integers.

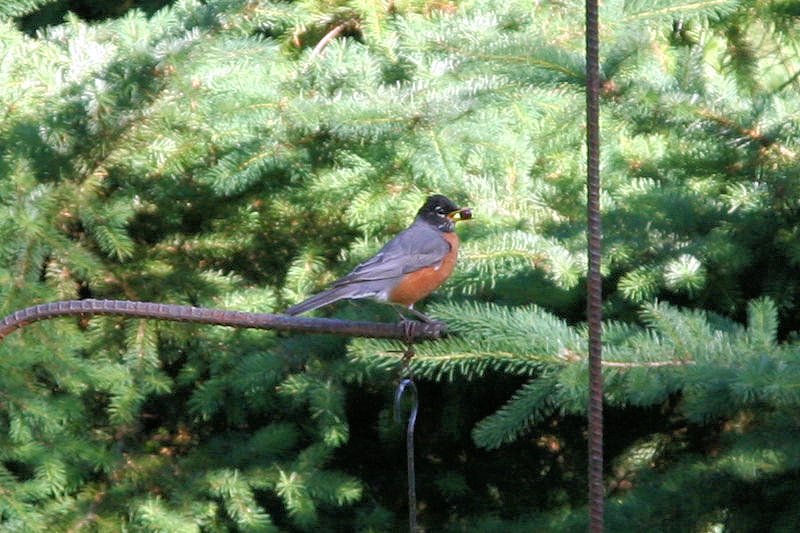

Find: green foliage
<box><xmin>0</xmin><ymin>0</ymin><xmax>59</xmax><ymax>20</ymax></box>
<box><xmin>1</xmin><ymin>0</ymin><xmax>800</xmax><ymax>530</ymax></box>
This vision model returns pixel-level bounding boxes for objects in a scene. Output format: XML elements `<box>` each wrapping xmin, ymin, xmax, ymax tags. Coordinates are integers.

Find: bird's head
<box><xmin>417</xmin><ymin>194</ymin><xmax>472</xmax><ymax>231</ymax></box>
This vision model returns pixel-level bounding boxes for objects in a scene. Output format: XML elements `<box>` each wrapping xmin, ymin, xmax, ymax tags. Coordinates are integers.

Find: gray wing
<box><xmin>332</xmin><ymin>220</ymin><xmax>450</xmax><ymax>287</ymax></box>
<box><xmin>283</xmin><ymin>220</ymin><xmax>450</xmax><ymax>315</ymax></box>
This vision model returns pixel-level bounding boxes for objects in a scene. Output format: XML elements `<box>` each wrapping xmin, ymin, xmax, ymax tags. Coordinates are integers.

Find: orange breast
<box><xmin>388</xmin><ymin>232</ymin><xmax>459</xmax><ymax>307</ymax></box>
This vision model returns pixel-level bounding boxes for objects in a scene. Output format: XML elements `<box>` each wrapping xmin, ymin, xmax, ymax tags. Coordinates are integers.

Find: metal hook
<box><xmin>394</xmin><ymin>378</ymin><xmax>418</xmax><ymax>426</ymax></box>
<box><xmin>394</xmin><ymin>378</ymin><xmax>418</xmax><ymax>532</ymax></box>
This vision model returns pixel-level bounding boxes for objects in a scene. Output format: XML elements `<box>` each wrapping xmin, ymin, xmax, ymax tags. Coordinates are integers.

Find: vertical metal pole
<box><xmin>585</xmin><ymin>0</ymin><xmax>604</xmax><ymax>529</ymax></box>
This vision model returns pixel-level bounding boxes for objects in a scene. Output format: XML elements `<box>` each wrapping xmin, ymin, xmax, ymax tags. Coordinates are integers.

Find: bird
<box><xmin>284</xmin><ymin>194</ymin><xmax>472</xmax><ymax>322</ymax></box>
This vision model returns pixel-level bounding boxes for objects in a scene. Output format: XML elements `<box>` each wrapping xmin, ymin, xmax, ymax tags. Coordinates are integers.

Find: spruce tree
<box><xmin>1</xmin><ymin>0</ymin><xmax>799</xmax><ymax>530</ymax></box>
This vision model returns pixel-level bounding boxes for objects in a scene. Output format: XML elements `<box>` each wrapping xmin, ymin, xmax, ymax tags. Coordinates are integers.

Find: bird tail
<box><xmin>284</xmin><ymin>287</ymin><xmax>350</xmax><ymax>316</ymax></box>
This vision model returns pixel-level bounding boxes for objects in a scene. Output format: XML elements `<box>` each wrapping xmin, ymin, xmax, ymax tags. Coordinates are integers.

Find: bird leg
<box><xmin>392</xmin><ymin>304</ymin><xmax>434</xmax><ymax>323</ymax></box>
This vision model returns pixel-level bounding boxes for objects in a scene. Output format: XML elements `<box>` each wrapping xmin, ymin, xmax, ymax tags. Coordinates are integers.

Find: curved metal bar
<box><xmin>0</xmin><ymin>299</ymin><xmax>446</xmax><ymax>342</ymax></box>
<box><xmin>394</xmin><ymin>378</ymin><xmax>419</xmax><ymax>533</ymax></box>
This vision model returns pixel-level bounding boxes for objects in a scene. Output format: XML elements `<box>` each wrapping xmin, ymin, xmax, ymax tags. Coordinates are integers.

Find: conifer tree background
<box><xmin>1</xmin><ymin>0</ymin><xmax>799</xmax><ymax>530</ymax></box>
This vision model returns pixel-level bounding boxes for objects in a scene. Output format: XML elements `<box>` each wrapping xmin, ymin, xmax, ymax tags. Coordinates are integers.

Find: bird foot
<box><xmin>393</xmin><ymin>305</ymin><xmax>436</xmax><ymax>323</ymax></box>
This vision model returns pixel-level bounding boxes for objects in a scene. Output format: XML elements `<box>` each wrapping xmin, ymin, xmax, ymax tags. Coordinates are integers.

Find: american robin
<box><xmin>284</xmin><ymin>194</ymin><xmax>472</xmax><ymax>322</ymax></box>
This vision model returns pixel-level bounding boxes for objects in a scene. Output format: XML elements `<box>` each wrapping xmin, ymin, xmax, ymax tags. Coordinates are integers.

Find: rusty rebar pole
<box><xmin>0</xmin><ymin>299</ymin><xmax>446</xmax><ymax>342</ymax></box>
<box><xmin>585</xmin><ymin>0</ymin><xmax>604</xmax><ymax>528</ymax></box>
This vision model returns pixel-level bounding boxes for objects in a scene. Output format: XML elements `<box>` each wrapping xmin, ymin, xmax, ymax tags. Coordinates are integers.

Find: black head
<box><xmin>416</xmin><ymin>194</ymin><xmax>471</xmax><ymax>232</ymax></box>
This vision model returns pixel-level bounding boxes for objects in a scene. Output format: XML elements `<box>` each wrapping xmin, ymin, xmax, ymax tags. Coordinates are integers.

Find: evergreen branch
<box><xmin>774</xmin><ymin>67</ymin><xmax>800</xmax><ymax>94</ymax></box>
<box><xmin>430</xmin><ymin>129</ymin><xmax>455</xmax><ymax>186</ymax></box>
<box><xmin>745</xmin><ymin>297</ymin><xmax>778</xmax><ymax>350</ymax></box>
<box><xmin>355</xmin><ymin>338</ymin><xmax>695</xmax><ymax>380</ymax></box>
<box><xmin>623</xmin><ymin>0</ymin><xmax>740</xmax><ymax>22</ymax></box>
<box><xmin>309</xmin><ymin>21</ymin><xmax>353</xmax><ymax>59</ymax></box>
<box><xmin>0</xmin><ymin>300</ymin><xmax>446</xmax><ymax>342</ymax></box>
<box><xmin>388</xmin><ymin>349</ymin><xmax>546</xmax><ymax>364</ymax></box>
<box><xmin>0</xmin><ymin>0</ymin><xmax>59</xmax><ymax>18</ymax></box>
<box><xmin>557</xmin><ymin>347</ymin><xmax>696</xmax><ymax>368</ymax></box>
<box><xmin>602</xmin><ymin>359</ymin><xmax>695</xmax><ymax>367</ymax></box>
<box><xmin>472</xmin><ymin>378</ymin><xmax>558</xmax><ymax>449</ymax></box>
<box><xmin>405</xmin><ymin>346</ymin><xmax>697</xmax><ymax>369</ymax></box>
<box><xmin>693</xmin><ymin>106</ymin><xmax>796</xmax><ymax>158</ymax></box>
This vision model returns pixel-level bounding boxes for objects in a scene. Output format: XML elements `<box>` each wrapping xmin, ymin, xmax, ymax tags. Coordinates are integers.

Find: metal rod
<box><xmin>0</xmin><ymin>299</ymin><xmax>446</xmax><ymax>342</ymax></box>
<box><xmin>585</xmin><ymin>0</ymin><xmax>605</xmax><ymax>527</ymax></box>
<box><xmin>395</xmin><ymin>378</ymin><xmax>419</xmax><ymax>533</ymax></box>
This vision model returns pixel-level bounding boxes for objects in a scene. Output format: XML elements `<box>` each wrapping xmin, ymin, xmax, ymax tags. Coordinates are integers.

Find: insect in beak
<box><xmin>447</xmin><ymin>208</ymin><xmax>473</xmax><ymax>221</ymax></box>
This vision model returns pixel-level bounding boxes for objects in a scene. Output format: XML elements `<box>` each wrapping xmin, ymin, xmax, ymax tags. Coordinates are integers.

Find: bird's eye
<box><xmin>434</xmin><ymin>205</ymin><xmax>445</xmax><ymax>214</ymax></box>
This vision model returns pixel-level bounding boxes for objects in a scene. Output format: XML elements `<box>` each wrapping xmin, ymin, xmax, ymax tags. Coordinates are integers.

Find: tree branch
<box><xmin>559</xmin><ymin>348</ymin><xmax>694</xmax><ymax>368</ymax></box>
<box><xmin>0</xmin><ymin>299</ymin><xmax>446</xmax><ymax>342</ymax></box>
<box><xmin>309</xmin><ymin>22</ymin><xmax>349</xmax><ymax>59</ymax></box>
<box><xmin>602</xmin><ymin>359</ymin><xmax>694</xmax><ymax>368</ymax></box>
